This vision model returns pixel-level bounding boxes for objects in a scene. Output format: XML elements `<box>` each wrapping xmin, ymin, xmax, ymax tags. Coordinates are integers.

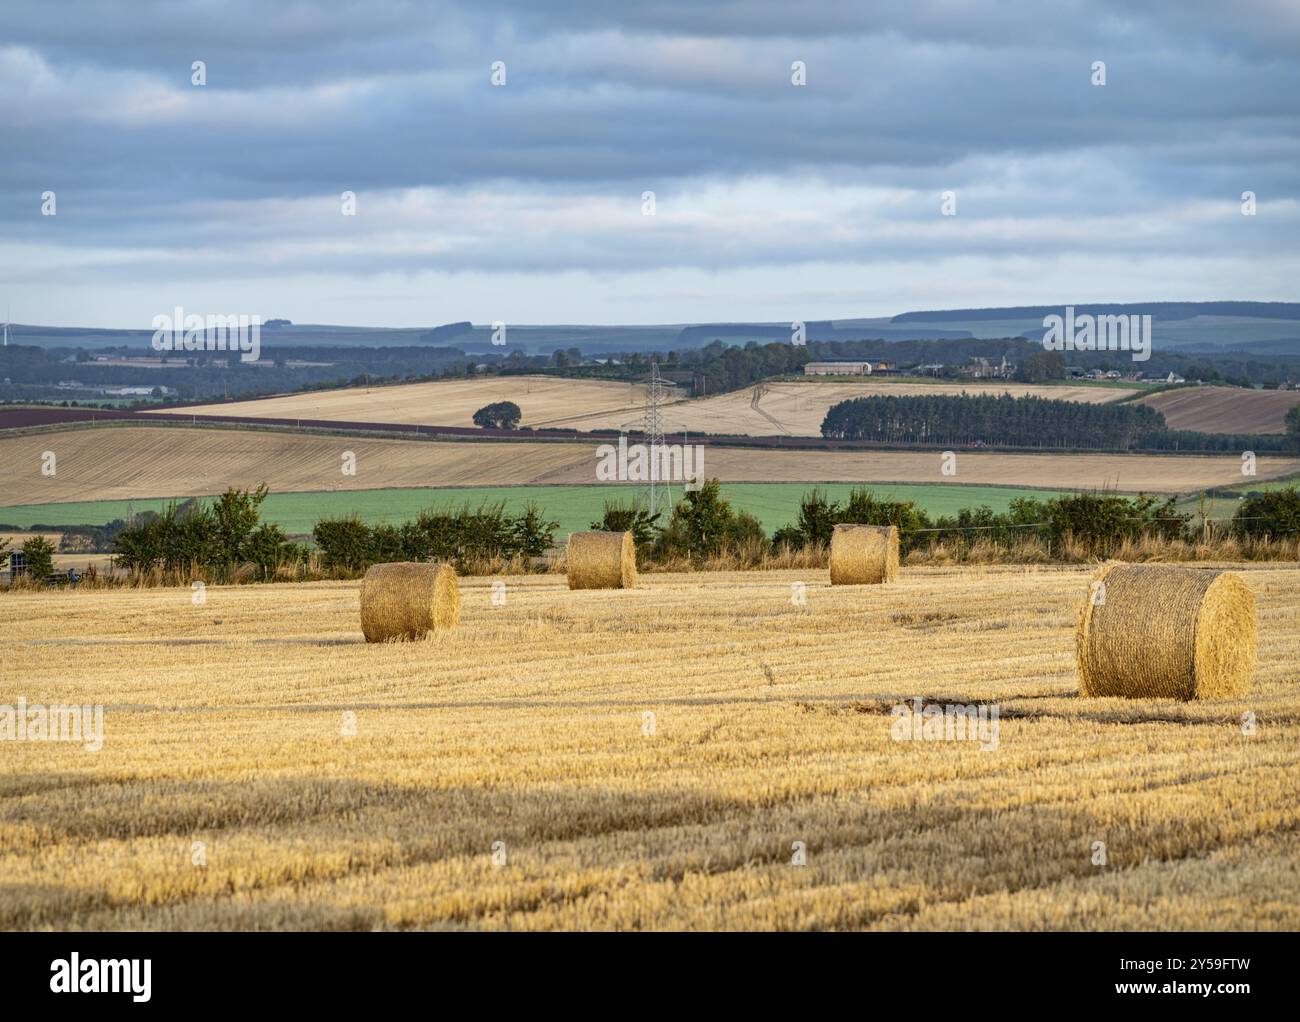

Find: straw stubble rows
<box><xmin>2</xmin><ymin>565</ymin><xmax>1298</xmax><ymax>930</ymax></box>
<box><xmin>7</xmin><ymin>426</ymin><xmax>1297</xmax><ymax>505</ymax></box>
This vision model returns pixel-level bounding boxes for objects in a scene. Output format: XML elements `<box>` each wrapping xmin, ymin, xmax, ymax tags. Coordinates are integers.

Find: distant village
<box><xmin>801</xmin><ymin>358</ymin><xmax>1186</xmax><ymax>385</ymax></box>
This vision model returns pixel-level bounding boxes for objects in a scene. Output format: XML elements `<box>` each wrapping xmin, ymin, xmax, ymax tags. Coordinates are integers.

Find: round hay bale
<box><xmin>1075</xmin><ymin>562</ymin><xmax>1256</xmax><ymax>700</ymax></box>
<box><xmin>566</xmin><ymin>530</ymin><xmax>637</xmax><ymax>590</ymax></box>
<box><xmin>359</xmin><ymin>561</ymin><xmax>460</xmax><ymax>642</ymax></box>
<box><xmin>829</xmin><ymin>524</ymin><xmax>899</xmax><ymax>585</ymax></box>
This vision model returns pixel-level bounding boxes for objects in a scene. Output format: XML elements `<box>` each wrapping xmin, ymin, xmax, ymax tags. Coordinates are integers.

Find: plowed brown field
<box><xmin>1138</xmin><ymin>386</ymin><xmax>1300</xmax><ymax>434</ymax></box>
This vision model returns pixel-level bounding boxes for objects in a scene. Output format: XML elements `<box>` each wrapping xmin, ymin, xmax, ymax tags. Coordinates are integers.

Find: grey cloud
<box><xmin>0</xmin><ymin>0</ymin><xmax>1296</xmax><ymax>322</ymax></box>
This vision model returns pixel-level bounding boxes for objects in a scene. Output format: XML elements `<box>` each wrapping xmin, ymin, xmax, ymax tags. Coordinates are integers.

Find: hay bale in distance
<box><xmin>1075</xmin><ymin>562</ymin><xmax>1256</xmax><ymax>700</ymax></box>
<box><xmin>829</xmin><ymin>524</ymin><xmax>900</xmax><ymax>585</ymax></box>
<box><xmin>566</xmin><ymin>530</ymin><xmax>637</xmax><ymax>590</ymax></box>
<box><xmin>359</xmin><ymin>561</ymin><xmax>460</xmax><ymax>642</ymax></box>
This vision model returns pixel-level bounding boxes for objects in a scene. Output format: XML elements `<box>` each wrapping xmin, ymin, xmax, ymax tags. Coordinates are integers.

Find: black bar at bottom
<box><xmin>0</xmin><ymin>931</ymin><xmax>1290</xmax><ymax>1010</ymax></box>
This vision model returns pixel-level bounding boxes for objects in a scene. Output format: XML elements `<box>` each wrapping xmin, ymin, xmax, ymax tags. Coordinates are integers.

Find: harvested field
<box><xmin>547</xmin><ymin>380</ymin><xmax>1132</xmax><ymax>436</ymax></box>
<box><xmin>0</xmin><ymin>531</ymin><xmax>63</xmax><ymax>548</ymax></box>
<box><xmin>169</xmin><ymin>378</ymin><xmax>1131</xmax><ymax>437</ymax></box>
<box><xmin>0</xmin><ymin>427</ymin><xmax>594</xmax><ymax>503</ymax></box>
<box><xmin>1138</xmin><ymin>386</ymin><xmax>1300</xmax><ymax>434</ymax></box>
<box><xmin>4</xmin><ymin>426</ymin><xmax>1295</xmax><ymax>507</ymax></box>
<box><xmin>169</xmin><ymin>376</ymin><xmax>650</xmax><ymax>431</ymax></box>
<box><xmin>2</xmin><ymin>564</ymin><xmax>1298</xmax><ymax>930</ymax></box>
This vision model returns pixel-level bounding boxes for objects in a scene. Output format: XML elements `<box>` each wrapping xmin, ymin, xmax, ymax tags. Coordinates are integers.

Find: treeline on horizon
<box><xmin>562</xmin><ymin>336</ymin><xmax>1298</xmax><ymax>395</ymax></box>
<box><xmin>9</xmin><ymin>479</ymin><xmax>1299</xmax><ymax>587</ymax></box>
<box><xmin>6</xmin><ymin>325</ymin><xmax>1300</xmax><ymax>413</ymax></box>
<box><xmin>820</xmin><ymin>392</ymin><xmax>1298</xmax><ymax>452</ymax></box>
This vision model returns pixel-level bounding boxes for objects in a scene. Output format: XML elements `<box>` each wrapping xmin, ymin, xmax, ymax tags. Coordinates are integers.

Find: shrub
<box><xmin>1233</xmin><ymin>486</ymin><xmax>1300</xmax><ymax>539</ymax></box>
<box><xmin>779</xmin><ymin>487</ymin><xmax>929</xmax><ymax>553</ymax></box>
<box><xmin>590</xmin><ymin>501</ymin><xmax>661</xmax><ymax>551</ymax></box>
<box><xmin>789</xmin><ymin>488</ymin><xmax>838</xmax><ymax>548</ymax></box>
<box><xmin>245</xmin><ymin>523</ymin><xmax>292</xmax><ymax>581</ymax></box>
<box><xmin>109</xmin><ymin>486</ymin><xmax>272</xmax><ymax>582</ymax></box>
<box><xmin>368</xmin><ymin>523</ymin><xmax>406</xmax><ymax>564</ymax></box>
<box><xmin>511</xmin><ymin>502</ymin><xmax>559</xmax><ymax>558</ymax></box>
<box><xmin>22</xmin><ymin>535</ymin><xmax>56</xmax><ymax>583</ymax></box>
<box><xmin>312</xmin><ymin>515</ymin><xmax>374</xmax><ymax>573</ymax></box>
<box><xmin>837</xmin><ymin>488</ymin><xmax>929</xmax><ymax>553</ymax></box>
<box><xmin>1042</xmin><ymin>492</ymin><xmax>1188</xmax><ymax>549</ymax></box>
<box><xmin>210</xmin><ymin>484</ymin><xmax>269</xmax><ymax>571</ymax></box>
<box><xmin>655</xmin><ymin>479</ymin><xmax>740</xmax><ymax>560</ymax></box>
<box><xmin>112</xmin><ymin>515</ymin><xmax>168</xmax><ymax>574</ymax></box>
<box><xmin>652</xmin><ymin>480</ymin><xmax>770</xmax><ymax>562</ymax></box>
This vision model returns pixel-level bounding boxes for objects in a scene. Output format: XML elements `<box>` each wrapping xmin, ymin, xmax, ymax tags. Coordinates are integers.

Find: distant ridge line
<box><xmin>892</xmin><ymin>301</ymin><xmax>1300</xmax><ymax>323</ymax></box>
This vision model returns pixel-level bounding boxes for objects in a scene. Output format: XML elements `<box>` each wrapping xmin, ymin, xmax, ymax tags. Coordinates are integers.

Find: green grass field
<box><xmin>0</xmin><ymin>482</ymin><xmax>1073</xmax><ymax>537</ymax></box>
<box><xmin>1172</xmin><ymin>476</ymin><xmax>1300</xmax><ymax>520</ymax></box>
<box><xmin>1217</xmin><ymin>476</ymin><xmax>1300</xmax><ymax>494</ymax></box>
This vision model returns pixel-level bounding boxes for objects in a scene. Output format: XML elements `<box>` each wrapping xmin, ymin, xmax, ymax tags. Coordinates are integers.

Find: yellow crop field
<box><xmin>169</xmin><ymin>376</ymin><xmax>651</xmax><ymax>430</ymax></box>
<box><xmin>5</xmin><ymin>426</ymin><xmax>1294</xmax><ymax>505</ymax></box>
<box><xmin>2</xmin><ymin>564</ymin><xmax>1298</xmax><ymax>931</ymax></box>
<box><xmin>545</xmin><ymin>380</ymin><xmax>1131</xmax><ymax>436</ymax></box>
<box><xmin>169</xmin><ymin>378</ymin><xmax>1130</xmax><ymax>437</ymax></box>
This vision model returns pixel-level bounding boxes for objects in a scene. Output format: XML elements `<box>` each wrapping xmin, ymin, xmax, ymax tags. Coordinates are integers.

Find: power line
<box><xmin>641</xmin><ymin>361</ymin><xmax>673</xmax><ymax>521</ymax></box>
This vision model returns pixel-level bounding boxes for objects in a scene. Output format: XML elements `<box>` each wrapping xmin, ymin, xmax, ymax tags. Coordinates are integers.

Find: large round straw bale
<box><xmin>566</xmin><ymin>530</ymin><xmax>637</xmax><ymax>590</ymax></box>
<box><xmin>359</xmin><ymin>561</ymin><xmax>460</xmax><ymax>642</ymax></box>
<box><xmin>829</xmin><ymin>524</ymin><xmax>900</xmax><ymax>585</ymax></box>
<box><xmin>1075</xmin><ymin>562</ymin><xmax>1256</xmax><ymax>700</ymax></box>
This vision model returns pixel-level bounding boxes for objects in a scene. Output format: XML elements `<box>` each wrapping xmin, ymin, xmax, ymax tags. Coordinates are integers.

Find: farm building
<box><xmin>803</xmin><ymin>360</ymin><xmax>895</xmax><ymax>376</ymax></box>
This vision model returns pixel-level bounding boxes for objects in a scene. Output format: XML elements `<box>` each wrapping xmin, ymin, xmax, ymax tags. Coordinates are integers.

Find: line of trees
<box><xmin>821</xmin><ymin>392</ymin><xmax>1296</xmax><ymax>452</ymax></box>
<box><xmin>770</xmin><ymin>488</ymin><xmax>1191</xmax><ymax>555</ymax></box>
<box><xmin>822</xmin><ymin>392</ymin><xmax>1163</xmax><ymax>448</ymax></box>
<box><xmin>110</xmin><ymin>486</ymin><xmax>295</xmax><ymax>582</ymax></box>
<box><xmin>9</xmin><ymin>480</ymin><xmax>1292</xmax><ymax>589</ymax></box>
<box><xmin>313</xmin><ymin>502</ymin><xmax>556</xmax><ymax>574</ymax></box>
<box><xmin>587</xmin><ymin>481</ymin><xmax>1300</xmax><ymax>562</ymax></box>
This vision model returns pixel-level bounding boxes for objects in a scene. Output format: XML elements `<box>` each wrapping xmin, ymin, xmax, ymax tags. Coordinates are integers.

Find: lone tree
<box><xmin>1286</xmin><ymin>403</ymin><xmax>1300</xmax><ymax>451</ymax></box>
<box><xmin>472</xmin><ymin>401</ymin><xmax>522</xmax><ymax>429</ymax></box>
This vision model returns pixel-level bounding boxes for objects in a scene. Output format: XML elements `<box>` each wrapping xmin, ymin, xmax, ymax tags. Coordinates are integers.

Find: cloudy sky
<box><xmin>2</xmin><ymin>0</ymin><xmax>1298</xmax><ymax>328</ymax></box>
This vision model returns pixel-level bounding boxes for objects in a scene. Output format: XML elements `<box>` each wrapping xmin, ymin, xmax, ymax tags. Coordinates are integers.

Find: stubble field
<box><xmin>546</xmin><ymin>379</ymin><xmax>1132</xmax><ymax>436</ymax></box>
<box><xmin>4</xmin><ymin>426</ymin><xmax>1294</xmax><ymax>506</ymax></box>
<box><xmin>169</xmin><ymin>376</ymin><xmax>652</xmax><ymax>431</ymax></box>
<box><xmin>171</xmin><ymin>377</ymin><xmax>1131</xmax><ymax>436</ymax></box>
<box><xmin>2</xmin><ymin>564</ymin><xmax>1297</xmax><ymax>930</ymax></box>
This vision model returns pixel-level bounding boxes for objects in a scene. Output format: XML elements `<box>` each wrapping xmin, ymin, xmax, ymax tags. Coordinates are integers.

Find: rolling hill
<box><xmin>167</xmin><ymin>376</ymin><xmax>1132</xmax><ymax>437</ymax></box>
<box><xmin>2</xmin><ymin>426</ymin><xmax>1294</xmax><ymax>509</ymax></box>
<box><xmin>1137</xmin><ymin>386</ymin><xmax>1300</xmax><ymax>434</ymax></box>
